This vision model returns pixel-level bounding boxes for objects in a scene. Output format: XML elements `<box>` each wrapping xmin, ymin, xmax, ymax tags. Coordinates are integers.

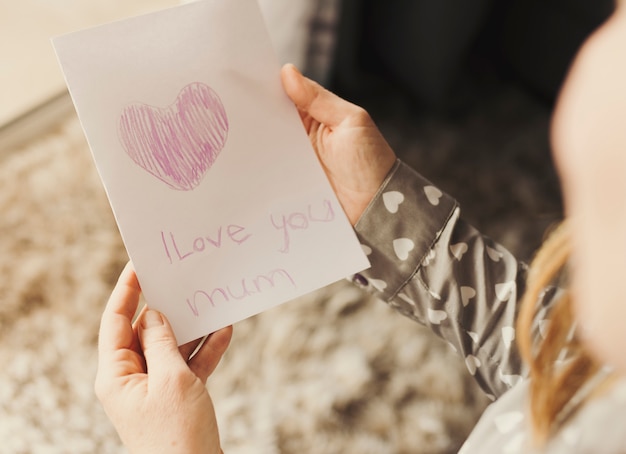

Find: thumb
<box><xmin>280</xmin><ymin>63</ymin><xmax>357</xmax><ymax>128</ymax></box>
<box><xmin>138</xmin><ymin>309</ymin><xmax>187</xmax><ymax>378</ymax></box>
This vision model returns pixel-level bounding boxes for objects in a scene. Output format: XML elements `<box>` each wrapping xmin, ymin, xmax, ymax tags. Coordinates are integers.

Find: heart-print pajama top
<box><xmin>351</xmin><ymin>160</ymin><xmax>626</xmax><ymax>453</ymax></box>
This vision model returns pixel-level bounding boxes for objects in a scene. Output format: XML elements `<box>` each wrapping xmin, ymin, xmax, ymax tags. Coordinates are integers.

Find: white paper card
<box><xmin>53</xmin><ymin>0</ymin><xmax>369</xmax><ymax>344</ymax></box>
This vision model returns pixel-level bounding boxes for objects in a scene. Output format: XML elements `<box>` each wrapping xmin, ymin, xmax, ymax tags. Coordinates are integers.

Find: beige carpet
<box><xmin>0</xmin><ymin>112</ymin><xmax>488</xmax><ymax>453</ymax></box>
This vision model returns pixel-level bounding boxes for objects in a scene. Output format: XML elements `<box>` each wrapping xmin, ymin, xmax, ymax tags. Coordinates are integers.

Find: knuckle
<box><xmin>167</xmin><ymin>368</ymin><xmax>193</xmax><ymax>388</ymax></box>
<box><xmin>351</xmin><ymin>106</ymin><xmax>373</xmax><ymax>124</ymax></box>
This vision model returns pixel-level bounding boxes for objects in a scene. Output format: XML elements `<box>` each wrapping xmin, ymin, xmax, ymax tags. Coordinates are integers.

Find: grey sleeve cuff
<box><xmin>353</xmin><ymin>160</ymin><xmax>459</xmax><ymax>300</ymax></box>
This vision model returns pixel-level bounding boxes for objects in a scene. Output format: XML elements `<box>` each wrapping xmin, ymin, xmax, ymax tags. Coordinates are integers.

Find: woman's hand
<box><xmin>281</xmin><ymin>64</ymin><xmax>397</xmax><ymax>225</ymax></box>
<box><xmin>95</xmin><ymin>262</ymin><xmax>232</xmax><ymax>454</ymax></box>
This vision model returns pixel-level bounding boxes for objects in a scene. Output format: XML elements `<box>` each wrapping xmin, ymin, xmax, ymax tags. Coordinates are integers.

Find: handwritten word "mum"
<box><xmin>271</xmin><ymin>199</ymin><xmax>336</xmax><ymax>253</ymax></box>
<box><xmin>186</xmin><ymin>268</ymin><xmax>296</xmax><ymax>316</ymax></box>
<box><xmin>161</xmin><ymin>224</ymin><xmax>251</xmax><ymax>264</ymax></box>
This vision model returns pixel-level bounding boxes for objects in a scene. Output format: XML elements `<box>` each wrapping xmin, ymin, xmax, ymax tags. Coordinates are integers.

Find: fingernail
<box><xmin>288</xmin><ymin>63</ymin><xmax>302</xmax><ymax>76</ymax></box>
<box><xmin>142</xmin><ymin>309</ymin><xmax>163</xmax><ymax>328</ymax></box>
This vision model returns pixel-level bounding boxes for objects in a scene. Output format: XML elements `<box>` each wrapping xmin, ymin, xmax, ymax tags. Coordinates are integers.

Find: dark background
<box><xmin>324</xmin><ymin>0</ymin><xmax>614</xmax><ymax>260</ymax></box>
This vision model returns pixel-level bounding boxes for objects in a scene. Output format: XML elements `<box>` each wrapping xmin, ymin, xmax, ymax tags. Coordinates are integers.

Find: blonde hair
<box><xmin>516</xmin><ymin>220</ymin><xmax>603</xmax><ymax>444</ymax></box>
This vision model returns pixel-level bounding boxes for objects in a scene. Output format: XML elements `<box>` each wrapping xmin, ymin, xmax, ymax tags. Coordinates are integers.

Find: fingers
<box><xmin>98</xmin><ymin>262</ymin><xmax>142</xmax><ymax>357</ymax></box>
<box><xmin>281</xmin><ymin>63</ymin><xmax>361</xmax><ymax>128</ymax></box>
<box><xmin>188</xmin><ymin>326</ymin><xmax>233</xmax><ymax>383</ymax></box>
<box><xmin>101</xmin><ymin>261</ymin><xmax>232</xmax><ymax>390</ymax></box>
<box><xmin>138</xmin><ymin>309</ymin><xmax>189</xmax><ymax>381</ymax></box>
<box><xmin>179</xmin><ymin>337</ymin><xmax>204</xmax><ymax>361</ymax></box>
<box><xmin>103</xmin><ymin>262</ymin><xmax>141</xmax><ymax>321</ymax></box>
<box><xmin>96</xmin><ymin>262</ymin><xmax>146</xmax><ymax>403</ymax></box>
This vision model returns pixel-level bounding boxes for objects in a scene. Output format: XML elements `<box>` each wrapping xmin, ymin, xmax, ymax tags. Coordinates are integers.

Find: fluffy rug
<box><xmin>0</xmin><ymin>108</ymin><xmax>493</xmax><ymax>453</ymax></box>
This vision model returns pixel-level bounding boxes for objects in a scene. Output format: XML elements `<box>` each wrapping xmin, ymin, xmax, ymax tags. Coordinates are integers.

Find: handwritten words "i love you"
<box><xmin>160</xmin><ymin>198</ymin><xmax>337</xmax><ymax>264</ymax></box>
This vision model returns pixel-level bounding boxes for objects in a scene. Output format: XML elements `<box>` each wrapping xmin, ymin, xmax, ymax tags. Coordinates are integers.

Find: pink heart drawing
<box><xmin>119</xmin><ymin>82</ymin><xmax>229</xmax><ymax>191</ymax></box>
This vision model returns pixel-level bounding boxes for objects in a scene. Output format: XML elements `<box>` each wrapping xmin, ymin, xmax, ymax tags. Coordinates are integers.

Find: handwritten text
<box><xmin>271</xmin><ymin>199</ymin><xmax>336</xmax><ymax>253</ymax></box>
<box><xmin>161</xmin><ymin>224</ymin><xmax>251</xmax><ymax>264</ymax></box>
<box><xmin>186</xmin><ymin>268</ymin><xmax>296</xmax><ymax>316</ymax></box>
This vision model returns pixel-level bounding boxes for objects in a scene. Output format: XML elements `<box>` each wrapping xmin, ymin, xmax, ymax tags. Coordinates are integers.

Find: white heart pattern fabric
<box><xmin>398</xmin><ymin>293</ymin><xmax>416</xmax><ymax>306</ymax></box>
<box><xmin>465</xmin><ymin>355</ymin><xmax>482</xmax><ymax>375</ymax></box>
<box><xmin>382</xmin><ymin>191</ymin><xmax>404</xmax><ymax>213</ymax></box>
<box><xmin>501</xmin><ymin>326</ymin><xmax>515</xmax><ymax>349</ymax></box>
<box><xmin>424</xmin><ymin>185</ymin><xmax>443</xmax><ymax>205</ymax></box>
<box><xmin>393</xmin><ymin>238</ymin><xmax>415</xmax><ymax>261</ymax></box>
<box><xmin>422</xmin><ymin>248</ymin><xmax>436</xmax><ymax>266</ymax></box>
<box><xmin>460</xmin><ymin>286</ymin><xmax>476</xmax><ymax>307</ymax></box>
<box><xmin>495</xmin><ymin>281</ymin><xmax>516</xmax><ymax>301</ymax></box>
<box><xmin>369</xmin><ymin>278</ymin><xmax>388</xmax><ymax>291</ymax></box>
<box><xmin>498</xmin><ymin>369</ymin><xmax>523</xmax><ymax>387</ymax></box>
<box><xmin>427</xmin><ymin>308</ymin><xmax>448</xmax><ymax>325</ymax></box>
<box><xmin>450</xmin><ymin>242</ymin><xmax>469</xmax><ymax>260</ymax></box>
<box><xmin>486</xmin><ymin>246</ymin><xmax>504</xmax><ymax>262</ymax></box>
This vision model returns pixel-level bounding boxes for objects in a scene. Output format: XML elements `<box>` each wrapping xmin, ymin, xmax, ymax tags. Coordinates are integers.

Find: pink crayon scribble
<box><xmin>119</xmin><ymin>82</ymin><xmax>229</xmax><ymax>191</ymax></box>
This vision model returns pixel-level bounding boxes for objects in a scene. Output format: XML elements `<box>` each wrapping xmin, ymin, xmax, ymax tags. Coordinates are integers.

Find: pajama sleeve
<box><xmin>352</xmin><ymin>160</ymin><xmax>556</xmax><ymax>399</ymax></box>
